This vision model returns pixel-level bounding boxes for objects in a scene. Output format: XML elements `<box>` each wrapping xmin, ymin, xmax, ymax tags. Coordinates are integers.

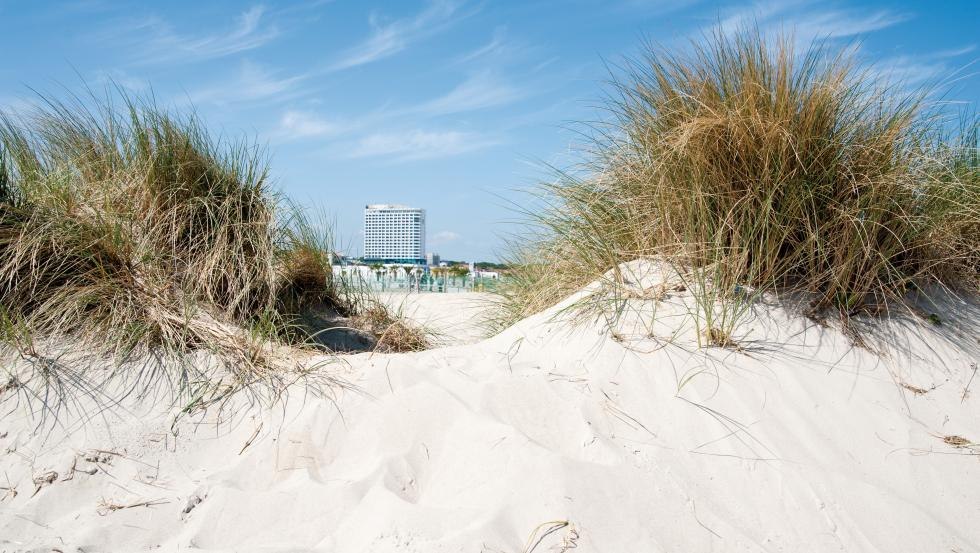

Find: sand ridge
<box><xmin>1</xmin><ymin>261</ymin><xmax>978</xmax><ymax>552</ymax></box>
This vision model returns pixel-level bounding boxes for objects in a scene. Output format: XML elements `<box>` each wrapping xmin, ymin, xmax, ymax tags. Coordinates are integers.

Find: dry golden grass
<box><xmin>0</xmin><ymin>90</ymin><xmax>389</xmax><ymax>417</ymax></box>
<box><xmin>354</xmin><ymin>301</ymin><xmax>431</xmax><ymax>353</ymax></box>
<box><xmin>493</xmin><ymin>28</ymin><xmax>980</xmax><ymax>338</ymax></box>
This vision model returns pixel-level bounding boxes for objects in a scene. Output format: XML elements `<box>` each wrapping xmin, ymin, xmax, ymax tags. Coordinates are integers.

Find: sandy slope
<box><xmin>1</xmin><ymin>261</ymin><xmax>978</xmax><ymax>552</ymax></box>
<box><xmin>377</xmin><ymin>291</ymin><xmax>494</xmax><ymax>346</ymax></box>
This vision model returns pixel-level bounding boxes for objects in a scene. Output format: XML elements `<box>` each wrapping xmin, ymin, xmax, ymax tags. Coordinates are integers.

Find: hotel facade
<box><xmin>363</xmin><ymin>204</ymin><xmax>426</xmax><ymax>264</ymax></box>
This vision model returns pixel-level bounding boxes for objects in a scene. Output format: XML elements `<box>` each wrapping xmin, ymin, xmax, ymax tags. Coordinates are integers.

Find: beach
<box><xmin>2</xmin><ymin>10</ymin><xmax>979</xmax><ymax>552</ymax></box>
<box><xmin>3</xmin><ymin>262</ymin><xmax>977</xmax><ymax>552</ymax></box>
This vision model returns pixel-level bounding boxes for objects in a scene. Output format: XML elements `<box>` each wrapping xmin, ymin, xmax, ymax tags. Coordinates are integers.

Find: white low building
<box><xmin>474</xmin><ymin>270</ymin><xmax>499</xmax><ymax>279</ymax></box>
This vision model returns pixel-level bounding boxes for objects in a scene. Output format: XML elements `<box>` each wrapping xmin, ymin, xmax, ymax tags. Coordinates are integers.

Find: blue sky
<box><xmin>1</xmin><ymin>0</ymin><xmax>978</xmax><ymax>261</ymax></box>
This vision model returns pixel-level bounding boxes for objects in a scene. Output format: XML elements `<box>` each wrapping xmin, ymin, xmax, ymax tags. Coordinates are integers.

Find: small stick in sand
<box><xmin>239</xmin><ymin>421</ymin><xmax>264</xmax><ymax>455</ymax></box>
<box><xmin>384</xmin><ymin>359</ymin><xmax>394</xmax><ymax>394</ymax></box>
<box><xmin>962</xmin><ymin>363</ymin><xmax>977</xmax><ymax>403</ymax></box>
<box><xmin>521</xmin><ymin>520</ymin><xmax>578</xmax><ymax>553</ymax></box>
<box><xmin>900</xmin><ymin>382</ymin><xmax>932</xmax><ymax>396</ymax></box>
<box><xmin>1</xmin><ymin>471</ymin><xmax>17</xmax><ymax>500</ymax></box>
<box><xmin>692</xmin><ymin>499</ymin><xmax>722</xmax><ymax>539</ymax></box>
<box><xmin>62</xmin><ymin>457</ymin><xmax>77</xmax><ymax>481</ymax></box>
<box><xmin>97</xmin><ymin>497</ymin><xmax>168</xmax><ymax>516</ymax></box>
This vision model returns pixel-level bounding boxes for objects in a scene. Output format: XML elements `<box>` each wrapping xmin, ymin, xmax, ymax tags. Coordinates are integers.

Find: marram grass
<box><xmin>0</xmin><ymin>91</ymin><xmax>423</xmax><ymax>417</ymax></box>
<box><xmin>493</xmin><ymin>28</ymin><xmax>980</xmax><ymax>337</ymax></box>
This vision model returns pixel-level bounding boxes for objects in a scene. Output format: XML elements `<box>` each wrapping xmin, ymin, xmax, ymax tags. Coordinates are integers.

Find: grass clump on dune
<box><xmin>0</xmin><ymin>91</ymin><xmax>384</xmax><ymax>413</ymax></box>
<box><xmin>494</xmin><ymin>28</ymin><xmax>980</xmax><ymax>336</ymax></box>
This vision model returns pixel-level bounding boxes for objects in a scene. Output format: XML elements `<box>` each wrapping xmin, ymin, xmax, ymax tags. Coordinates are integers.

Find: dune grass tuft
<box><xmin>493</xmin><ymin>28</ymin><xmax>980</xmax><ymax>337</ymax></box>
<box><xmin>0</xmin><ymin>90</ymin><xmax>396</xmax><ymax>416</ymax></box>
<box><xmin>354</xmin><ymin>301</ymin><xmax>432</xmax><ymax>353</ymax></box>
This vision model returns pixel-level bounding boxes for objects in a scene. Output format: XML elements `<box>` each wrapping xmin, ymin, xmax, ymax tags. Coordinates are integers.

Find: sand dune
<box><xmin>378</xmin><ymin>291</ymin><xmax>494</xmax><ymax>346</ymax></box>
<box><xmin>1</xmin><ymin>261</ymin><xmax>978</xmax><ymax>552</ymax></box>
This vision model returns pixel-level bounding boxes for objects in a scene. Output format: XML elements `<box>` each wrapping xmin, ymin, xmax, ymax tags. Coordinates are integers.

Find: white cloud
<box><xmin>792</xmin><ymin>9</ymin><xmax>910</xmax><ymax>40</ymax></box>
<box><xmin>186</xmin><ymin>61</ymin><xmax>309</xmax><ymax>106</ymax></box>
<box><xmin>278</xmin><ymin>110</ymin><xmax>342</xmax><ymax>138</ymax></box>
<box><xmin>453</xmin><ymin>27</ymin><xmax>510</xmax><ymax>65</ymax></box>
<box><xmin>92</xmin><ymin>69</ymin><xmax>149</xmax><ymax>92</ymax></box>
<box><xmin>877</xmin><ymin>56</ymin><xmax>945</xmax><ymax>86</ymax></box>
<box><xmin>119</xmin><ymin>5</ymin><xmax>279</xmax><ymax>65</ymax></box>
<box><xmin>714</xmin><ymin>1</ymin><xmax>910</xmax><ymax>44</ymax></box>
<box><xmin>876</xmin><ymin>44</ymin><xmax>978</xmax><ymax>87</ymax></box>
<box><xmin>414</xmin><ymin>71</ymin><xmax>524</xmax><ymax>115</ymax></box>
<box><xmin>430</xmin><ymin>230</ymin><xmax>460</xmax><ymax>244</ymax></box>
<box><xmin>0</xmin><ymin>96</ymin><xmax>34</xmax><ymax>116</ymax></box>
<box><xmin>271</xmin><ymin>71</ymin><xmax>523</xmax><ymax>148</ymax></box>
<box><xmin>327</xmin><ymin>0</ymin><xmax>472</xmax><ymax>71</ymax></box>
<box><xmin>704</xmin><ymin>1</ymin><xmax>980</xmax><ymax>94</ymax></box>
<box><xmin>344</xmin><ymin>129</ymin><xmax>497</xmax><ymax>162</ymax></box>
<box><xmin>713</xmin><ymin>0</ymin><xmax>796</xmax><ymax>36</ymax></box>
<box><xmin>931</xmin><ymin>45</ymin><xmax>978</xmax><ymax>59</ymax></box>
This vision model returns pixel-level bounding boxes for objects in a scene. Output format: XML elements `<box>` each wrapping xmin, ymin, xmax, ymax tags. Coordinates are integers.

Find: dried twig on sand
<box><xmin>521</xmin><ymin>520</ymin><xmax>579</xmax><ymax>553</ymax></box>
<box><xmin>1</xmin><ymin>472</ymin><xmax>16</xmax><ymax>500</ymax></box>
<box><xmin>963</xmin><ymin>363</ymin><xmax>978</xmax><ymax>403</ymax></box>
<box><xmin>31</xmin><ymin>470</ymin><xmax>57</xmax><ymax>497</ymax></box>
<box><xmin>97</xmin><ymin>497</ymin><xmax>169</xmax><ymax>516</ymax></box>
<box><xmin>239</xmin><ymin>421</ymin><xmax>264</xmax><ymax>455</ymax></box>
<box><xmin>900</xmin><ymin>382</ymin><xmax>931</xmax><ymax>395</ymax></box>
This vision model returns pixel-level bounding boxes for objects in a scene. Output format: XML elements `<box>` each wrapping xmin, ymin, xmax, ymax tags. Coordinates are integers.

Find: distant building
<box><xmin>426</xmin><ymin>252</ymin><xmax>440</xmax><ymax>266</ymax></box>
<box><xmin>363</xmin><ymin>204</ymin><xmax>426</xmax><ymax>264</ymax></box>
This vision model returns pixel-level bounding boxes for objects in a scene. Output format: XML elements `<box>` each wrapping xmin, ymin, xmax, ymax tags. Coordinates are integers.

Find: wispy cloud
<box><xmin>186</xmin><ymin>61</ymin><xmax>308</xmax><ymax>106</ymax></box>
<box><xmin>277</xmin><ymin>110</ymin><xmax>344</xmax><ymax>139</ymax></box>
<box><xmin>414</xmin><ymin>71</ymin><xmax>524</xmax><ymax>115</ymax></box>
<box><xmin>269</xmin><ymin>70</ymin><xmax>523</xmax><ymax>149</ymax></box>
<box><xmin>933</xmin><ymin>45</ymin><xmax>979</xmax><ymax>59</ymax></box>
<box><xmin>714</xmin><ymin>1</ymin><xmax>910</xmax><ymax>43</ymax></box>
<box><xmin>877</xmin><ymin>44</ymin><xmax>978</xmax><ymax>87</ymax></box>
<box><xmin>343</xmin><ymin>129</ymin><xmax>497</xmax><ymax>162</ymax></box>
<box><xmin>279</xmin><ymin>70</ymin><xmax>525</xmax><ymax>147</ymax></box>
<box><xmin>430</xmin><ymin>230</ymin><xmax>460</xmax><ymax>244</ymax></box>
<box><xmin>91</xmin><ymin>68</ymin><xmax>149</xmax><ymax>92</ymax></box>
<box><xmin>453</xmin><ymin>26</ymin><xmax>510</xmax><ymax>65</ymax></box>
<box><xmin>792</xmin><ymin>9</ymin><xmax>910</xmax><ymax>40</ymax></box>
<box><xmin>118</xmin><ymin>5</ymin><xmax>279</xmax><ymax>65</ymax></box>
<box><xmin>327</xmin><ymin>0</ymin><xmax>473</xmax><ymax>71</ymax></box>
<box><xmin>714</xmin><ymin>0</ymin><xmax>799</xmax><ymax>35</ymax></box>
<box><xmin>615</xmin><ymin>0</ymin><xmax>700</xmax><ymax>15</ymax></box>
<box><xmin>0</xmin><ymin>96</ymin><xmax>35</xmax><ymax>116</ymax></box>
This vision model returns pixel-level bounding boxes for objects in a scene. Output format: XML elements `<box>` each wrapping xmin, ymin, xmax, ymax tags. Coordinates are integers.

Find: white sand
<box><xmin>377</xmin><ymin>291</ymin><xmax>494</xmax><ymax>346</ymax></box>
<box><xmin>2</xmin><ymin>260</ymin><xmax>978</xmax><ymax>552</ymax></box>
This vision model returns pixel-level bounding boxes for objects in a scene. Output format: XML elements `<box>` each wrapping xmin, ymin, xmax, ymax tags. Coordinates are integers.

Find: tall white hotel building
<box><xmin>363</xmin><ymin>204</ymin><xmax>426</xmax><ymax>264</ymax></box>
